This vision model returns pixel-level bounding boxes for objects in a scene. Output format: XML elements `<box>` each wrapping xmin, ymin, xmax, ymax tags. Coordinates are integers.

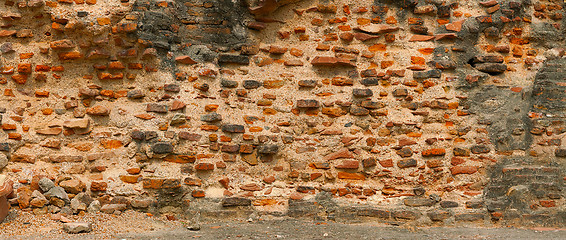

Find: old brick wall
<box><xmin>1</xmin><ymin>0</ymin><xmax>565</xmax><ymax>227</ymax></box>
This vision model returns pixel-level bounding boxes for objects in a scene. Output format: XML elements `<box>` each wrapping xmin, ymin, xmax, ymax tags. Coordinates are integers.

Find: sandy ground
<box><xmin>0</xmin><ymin>210</ymin><xmax>565</xmax><ymax>240</ymax></box>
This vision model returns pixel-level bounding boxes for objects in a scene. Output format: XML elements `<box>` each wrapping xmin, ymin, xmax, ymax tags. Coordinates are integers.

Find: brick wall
<box><xmin>0</xmin><ymin>0</ymin><xmax>564</xmax><ymax>226</ymax></box>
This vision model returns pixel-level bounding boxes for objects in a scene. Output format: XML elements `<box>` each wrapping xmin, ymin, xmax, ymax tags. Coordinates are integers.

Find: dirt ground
<box><xmin>1</xmin><ymin>210</ymin><xmax>565</xmax><ymax>240</ymax></box>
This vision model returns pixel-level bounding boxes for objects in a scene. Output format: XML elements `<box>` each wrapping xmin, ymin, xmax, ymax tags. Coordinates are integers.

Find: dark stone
<box><xmin>437</xmin><ymin>5</ymin><xmax>451</xmax><ymax>18</ymax></box>
<box><xmin>404</xmin><ymin>197</ymin><xmax>436</xmax><ymax>207</ymax></box>
<box><xmin>356</xmin><ymin>207</ymin><xmax>390</xmax><ymax>219</ymax></box>
<box><xmin>410</xmin><ymin>25</ymin><xmax>428</xmax><ymax>34</ymax></box>
<box><xmin>392</xmin><ymin>88</ymin><xmax>408</xmax><ymax>97</ymax></box>
<box><xmin>257</xmin><ymin>144</ymin><xmax>279</xmax><ymax>154</ymax></box>
<box><xmin>392</xmin><ymin>210</ymin><xmax>419</xmax><ymax>220</ymax></box>
<box><xmin>429</xmin><ymin>194</ymin><xmax>441</xmax><ymax>202</ymax></box>
<box><xmin>79</xmin><ymin>88</ymin><xmax>99</xmax><ymax>98</ymax></box>
<box><xmin>298</xmin><ymin>80</ymin><xmax>317</xmax><ymax>88</ymax></box>
<box><xmin>428</xmin><ymin>210</ymin><xmax>451</xmax><ymax>221</ymax></box>
<box><xmin>465</xmin><ymin>200</ymin><xmax>484</xmax><ymax>209</ymax></box>
<box><xmin>0</xmin><ymin>143</ymin><xmax>10</xmax><ymax>152</ymax></box>
<box><xmin>352</xmin><ymin>89</ymin><xmax>373</xmax><ymax>97</ymax></box>
<box><xmin>218</xmin><ymin>54</ymin><xmax>250</xmax><ymax>65</ymax></box>
<box><xmin>0</xmin><ymin>43</ymin><xmax>14</xmax><ymax>54</ymax></box>
<box><xmin>44</xmin><ymin>186</ymin><xmax>70</xmax><ymax>203</ymax></box>
<box><xmin>242</xmin><ymin>80</ymin><xmax>262</xmax><ymax>89</ymax></box>
<box><xmin>194</xmin><ymin>83</ymin><xmax>209</xmax><ymax>91</ymax></box>
<box><xmin>413</xmin><ymin>187</ymin><xmax>425</xmax><ymax>196</ymax></box>
<box><xmin>297</xmin><ymin>186</ymin><xmax>315</xmax><ymax>193</ymax></box>
<box><xmin>222</xmin><ymin>197</ymin><xmax>251</xmax><ymax>207</ymax></box>
<box><xmin>440</xmin><ymin>201</ymin><xmax>459</xmax><ymax>208</ymax></box>
<box><xmin>146</xmin><ymin>103</ymin><xmax>168</xmax><ymax>113</ymax></box>
<box><xmin>362</xmin><ymin>158</ymin><xmax>376</xmax><ymax>168</ymax></box>
<box><xmin>179</xmin><ymin>132</ymin><xmax>201</xmax><ymax>141</ymax></box>
<box><xmin>77</xmin><ymin>11</ymin><xmax>88</xmax><ymax>17</ymax></box>
<box><xmin>131</xmin><ymin>130</ymin><xmax>145</xmax><ymax>140</ymax></box>
<box><xmin>453</xmin><ymin>148</ymin><xmax>470</xmax><ymax>156</ymax></box>
<box><xmin>221</xmin><ymin>144</ymin><xmax>240</xmax><ymax>153</ymax></box>
<box><xmin>296</xmin><ymin>99</ymin><xmax>320</xmax><ymax>108</ymax></box>
<box><xmin>349</xmin><ymin>106</ymin><xmax>369</xmax><ymax>116</ymax></box>
<box><xmin>471</xmin><ymin>145</ymin><xmax>490</xmax><ymax>154</ymax></box>
<box><xmin>201</xmin><ymin>112</ymin><xmax>222</xmax><ymax>122</ymax></box>
<box><xmin>431</xmin><ymin>59</ymin><xmax>456</xmax><ymax>69</ymax></box>
<box><xmin>222</xmin><ymin>124</ymin><xmax>245</xmax><ymax>133</ymax></box>
<box><xmin>555</xmin><ymin>149</ymin><xmax>566</xmax><ymax>157</ymax></box>
<box><xmin>483</xmin><ymin>26</ymin><xmax>500</xmax><ymax>38</ymax></box>
<box><xmin>151</xmin><ymin>142</ymin><xmax>173</xmax><ymax>154</ymax></box>
<box><xmin>397</xmin><ymin>158</ymin><xmax>417</xmax><ymax>168</ymax></box>
<box><xmin>360</xmin><ymin>77</ymin><xmax>380</xmax><ymax>86</ymax></box>
<box><xmin>127</xmin><ymin>90</ymin><xmax>145</xmax><ymax>99</ymax></box>
<box><xmin>475</xmin><ymin>63</ymin><xmax>507</xmax><ymax>74</ymax></box>
<box><xmin>360</xmin><ymin>101</ymin><xmax>385</xmax><ymax>109</ymax></box>
<box><xmin>396</xmin><ymin>147</ymin><xmax>413</xmax><ymax>158</ymax></box>
<box><xmin>163</xmin><ymin>84</ymin><xmax>180</xmax><ymax>92</ymax></box>
<box><xmin>220</xmin><ymin>79</ymin><xmax>238</xmax><ymax>88</ymax></box>
<box><xmin>413</xmin><ymin>69</ymin><xmax>441</xmax><ymax>79</ymax></box>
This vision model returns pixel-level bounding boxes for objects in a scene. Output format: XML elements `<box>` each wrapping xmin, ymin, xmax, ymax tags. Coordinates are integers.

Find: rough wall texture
<box><xmin>1</xmin><ymin>0</ymin><xmax>565</xmax><ymax>227</ymax></box>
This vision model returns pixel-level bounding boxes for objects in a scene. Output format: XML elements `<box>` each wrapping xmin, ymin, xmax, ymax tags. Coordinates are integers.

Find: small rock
<box><xmin>164</xmin><ymin>84</ymin><xmax>180</xmax><ymax>92</ymax></box>
<box><xmin>360</xmin><ymin>77</ymin><xmax>380</xmax><ymax>86</ymax></box>
<box><xmin>474</xmin><ymin>63</ymin><xmax>507</xmax><ymax>74</ymax></box>
<box><xmin>187</xmin><ymin>224</ymin><xmax>201</xmax><ymax>231</ymax></box>
<box><xmin>413</xmin><ymin>69</ymin><xmax>441</xmax><ymax>79</ymax></box>
<box><xmin>63</xmin><ymin>222</ymin><xmax>92</xmax><ymax>234</ymax></box>
<box><xmin>413</xmin><ymin>187</ymin><xmax>425</xmax><ymax>196</ymax></box>
<box><xmin>242</xmin><ymin>80</ymin><xmax>262</xmax><ymax>89</ymax></box>
<box><xmin>220</xmin><ymin>79</ymin><xmax>238</xmax><ymax>88</ymax></box>
<box><xmin>87</xmin><ymin>200</ymin><xmax>101</xmax><ymax>213</ymax></box>
<box><xmin>201</xmin><ymin>113</ymin><xmax>222</xmax><ymax>122</ymax></box>
<box><xmin>70</xmin><ymin>198</ymin><xmax>87</xmax><ymax>212</ymax></box>
<box><xmin>146</xmin><ymin>103</ymin><xmax>168</xmax><ymax>113</ymax></box>
<box><xmin>0</xmin><ymin>42</ymin><xmax>14</xmax><ymax>54</ymax></box>
<box><xmin>100</xmin><ymin>203</ymin><xmax>127</xmax><ymax>214</ymax></box>
<box><xmin>397</xmin><ymin>158</ymin><xmax>417</xmax><ymax>168</ymax></box>
<box><xmin>218</xmin><ymin>54</ymin><xmax>249</xmax><ymax>65</ymax></box>
<box><xmin>63</xmin><ymin>119</ymin><xmax>89</xmax><ymax>129</ymax></box>
<box><xmin>127</xmin><ymin>90</ymin><xmax>145</xmax><ymax>99</ymax></box>
<box><xmin>59</xmin><ymin>179</ymin><xmax>85</xmax><ymax>194</ymax></box>
<box><xmin>44</xmin><ymin>186</ymin><xmax>69</xmax><ymax>203</ymax></box>
<box><xmin>170</xmin><ymin>113</ymin><xmax>186</xmax><ymax>125</ymax></box>
<box><xmin>298</xmin><ymin>80</ymin><xmax>317</xmax><ymax>88</ymax></box>
<box><xmin>440</xmin><ymin>201</ymin><xmax>459</xmax><ymax>208</ymax></box>
<box><xmin>404</xmin><ymin>197</ymin><xmax>436</xmax><ymax>207</ymax></box>
<box><xmin>428</xmin><ymin>210</ymin><xmax>451</xmax><ymax>221</ymax></box>
<box><xmin>429</xmin><ymin>193</ymin><xmax>441</xmax><ymax>202</ymax></box>
<box><xmin>296</xmin><ymin>100</ymin><xmax>320</xmax><ymax>108</ymax></box>
<box><xmin>131</xmin><ymin>130</ymin><xmax>145</xmax><ymax>140</ymax></box>
<box><xmin>38</xmin><ymin>178</ymin><xmax>55</xmax><ymax>192</ymax></box>
<box><xmin>222</xmin><ymin>124</ymin><xmax>245</xmax><ymax>133</ymax></box>
<box><xmin>151</xmin><ymin>142</ymin><xmax>174</xmax><ymax>154</ymax></box>
<box><xmin>86</xmin><ymin>105</ymin><xmax>110</xmax><ymax>116</ymax></box>
<box><xmin>257</xmin><ymin>144</ymin><xmax>279</xmax><ymax>154</ymax></box>
<box><xmin>0</xmin><ymin>153</ymin><xmax>7</xmax><ymax>169</ymax></box>
<box><xmin>352</xmin><ymin>89</ymin><xmax>373</xmax><ymax>97</ymax></box>
<box><xmin>222</xmin><ymin>197</ymin><xmax>251</xmax><ymax>207</ymax></box>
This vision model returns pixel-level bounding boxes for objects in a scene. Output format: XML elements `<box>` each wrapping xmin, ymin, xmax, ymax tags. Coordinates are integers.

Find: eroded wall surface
<box><xmin>0</xmin><ymin>0</ymin><xmax>565</xmax><ymax>226</ymax></box>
